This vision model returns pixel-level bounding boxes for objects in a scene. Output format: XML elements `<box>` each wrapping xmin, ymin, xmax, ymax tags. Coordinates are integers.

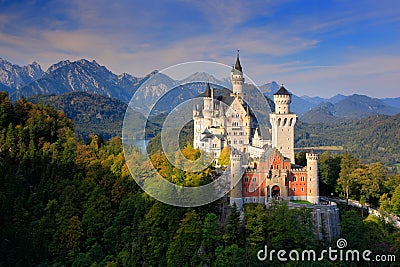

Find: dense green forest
<box><xmin>28</xmin><ymin>92</ymin><xmax>128</xmax><ymax>140</ymax></box>
<box><xmin>296</xmin><ymin>114</ymin><xmax>400</xmax><ymax>165</ymax></box>
<box><xmin>1</xmin><ymin>92</ymin><xmax>399</xmax><ymax>266</ymax></box>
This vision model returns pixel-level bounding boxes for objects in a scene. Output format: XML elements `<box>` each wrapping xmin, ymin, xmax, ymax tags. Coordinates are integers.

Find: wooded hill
<box><xmin>296</xmin><ymin>113</ymin><xmax>400</xmax><ymax>165</ymax></box>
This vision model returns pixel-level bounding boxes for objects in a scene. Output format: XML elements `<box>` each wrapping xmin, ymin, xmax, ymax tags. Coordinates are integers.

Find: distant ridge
<box><xmin>1</xmin><ymin>57</ymin><xmax>399</xmax><ymax>119</ymax></box>
<box><xmin>300</xmin><ymin>94</ymin><xmax>400</xmax><ymax>123</ymax></box>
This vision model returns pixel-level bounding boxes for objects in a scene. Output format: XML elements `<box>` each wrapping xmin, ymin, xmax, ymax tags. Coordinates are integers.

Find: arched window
<box><xmin>283</xmin><ymin>118</ymin><xmax>287</xmax><ymax>126</ymax></box>
<box><xmin>278</xmin><ymin>118</ymin><xmax>281</xmax><ymax>126</ymax></box>
<box><xmin>290</xmin><ymin>118</ymin><xmax>293</xmax><ymax>126</ymax></box>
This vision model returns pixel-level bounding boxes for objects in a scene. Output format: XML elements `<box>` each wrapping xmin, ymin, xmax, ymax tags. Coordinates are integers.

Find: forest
<box><xmin>1</xmin><ymin>92</ymin><xmax>399</xmax><ymax>266</ymax></box>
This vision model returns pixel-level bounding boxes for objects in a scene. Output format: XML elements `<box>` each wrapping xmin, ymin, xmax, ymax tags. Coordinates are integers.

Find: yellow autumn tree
<box><xmin>218</xmin><ymin>146</ymin><xmax>230</xmax><ymax>166</ymax></box>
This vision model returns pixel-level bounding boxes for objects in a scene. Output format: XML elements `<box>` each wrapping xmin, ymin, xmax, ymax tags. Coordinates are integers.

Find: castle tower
<box><xmin>244</xmin><ymin>106</ymin><xmax>251</xmax><ymax>138</ymax></box>
<box><xmin>269</xmin><ymin>85</ymin><xmax>297</xmax><ymax>163</ymax></box>
<box><xmin>230</xmin><ymin>149</ymin><xmax>244</xmax><ymax>210</ymax></box>
<box><xmin>306</xmin><ymin>152</ymin><xmax>319</xmax><ymax>204</ymax></box>
<box><xmin>203</xmin><ymin>83</ymin><xmax>213</xmax><ymax>118</ymax></box>
<box><xmin>193</xmin><ymin>103</ymin><xmax>201</xmax><ymax>149</ymax></box>
<box><xmin>230</xmin><ymin>51</ymin><xmax>244</xmax><ymax>97</ymax></box>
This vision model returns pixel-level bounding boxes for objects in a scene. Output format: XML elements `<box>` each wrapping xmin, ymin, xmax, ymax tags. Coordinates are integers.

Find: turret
<box><xmin>230</xmin><ymin>148</ymin><xmax>243</xmax><ymax>210</ymax></box>
<box><xmin>273</xmin><ymin>85</ymin><xmax>291</xmax><ymax>114</ymax></box>
<box><xmin>230</xmin><ymin>51</ymin><xmax>244</xmax><ymax>96</ymax></box>
<box><xmin>269</xmin><ymin>85</ymin><xmax>297</xmax><ymax>163</ymax></box>
<box><xmin>306</xmin><ymin>152</ymin><xmax>319</xmax><ymax>204</ymax></box>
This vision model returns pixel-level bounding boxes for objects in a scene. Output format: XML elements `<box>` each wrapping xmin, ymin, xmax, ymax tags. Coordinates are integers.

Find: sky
<box><xmin>0</xmin><ymin>0</ymin><xmax>399</xmax><ymax>98</ymax></box>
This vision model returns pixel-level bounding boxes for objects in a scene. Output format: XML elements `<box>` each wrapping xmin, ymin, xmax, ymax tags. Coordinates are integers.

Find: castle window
<box><xmin>293</xmin><ymin>177</ymin><xmax>297</xmax><ymax>182</ymax></box>
<box><xmin>245</xmin><ymin>188</ymin><xmax>248</xmax><ymax>192</ymax></box>
<box><xmin>252</xmin><ymin>177</ymin><xmax>256</xmax><ymax>182</ymax></box>
<box><xmin>310</xmin><ymin>190</ymin><xmax>312</xmax><ymax>193</ymax></box>
<box><xmin>244</xmin><ymin>177</ymin><xmax>249</xmax><ymax>182</ymax></box>
<box><xmin>310</xmin><ymin>178</ymin><xmax>312</xmax><ymax>182</ymax></box>
<box><xmin>293</xmin><ymin>188</ymin><xmax>296</xmax><ymax>192</ymax></box>
<box><xmin>301</xmin><ymin>177</ymin><xmax>305</xmax><ymax>181</ymax></box>
<box><xmin>301</xmin><ymin>187</ymin><xmax>304</xmax><ymax>192</ymax></box>
<box><xmin>310</xmin><ymin>167</ymin><xmax>312</xmax><ymax>170</ymax></box>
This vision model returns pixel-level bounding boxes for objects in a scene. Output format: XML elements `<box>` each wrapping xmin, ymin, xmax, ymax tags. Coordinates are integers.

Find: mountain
<box><xmin>179</xmin><ymin>72</ymin><xmax>230</xmax><ymax>87</ymax></box>
<box><xmin>328</xmin><ymin>94</ymin><xmax>347</xmax><ymax>104</ymax></box>
<box><xmin>17</xmin><ymin>59</ymin><xmax>144</xmax><ymax>102</ymax></box>
<box><xmin>28</xmin><ymin>92</ymin><xmax>127</xmax><ymax>139</ymax></box>
<box><xmin>300</xmin><ymin>94</ymin><xmax>400</xmax><ymax>123</ymax></box>
<box><xmin>295</xmin><ymin>113</ymin><xmax>400</xmax><ymax>164</ymax></box>
<box><xmin>0</xmin><ymin>58</ymin><xmax>43</xmax><ymax>94</ymax></box>
<box><xmin>381</xmin><ymin>97</ymin><xmax>400</xmax><ymax>109</ymax></box>
<box><xmin>28</xmin><ymin>91</ymin><xmax>162</xmax><ymax>140</ymax></box>
<box><xmin>298</xmin><ymin>102</ymin><xmax>342</xmax><ymax>124</ymax></box>
<box><xmin>300</xmin><ymin>95</ymin><xmax>326</xmax><ymax>105</ymax></box>
<box><xmin>300</xmin><ymin>94</ymin><xmax>347</xmax><ymax>105</ymax></box>
<box><xmin>334</xmin><ymin>94</ymin><xmax>399</xmax><ymax>118</ymax></box>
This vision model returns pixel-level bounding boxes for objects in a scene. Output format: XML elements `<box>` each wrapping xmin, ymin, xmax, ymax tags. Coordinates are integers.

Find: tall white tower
<box><xmin>269</xmin><ymin>85</ymin><xmax>297</xmax><ymax>163</ymax></box>
<box><xmin>230</xmin><ymin>148</ymin><xmax>243</xmax><ymax>210</ymax></box>
<box><xmin>230</xmin><ymin>51</ymin><xmax>244</xmax><ymax>97</ymax></box>
<box><xmin>306</xmin><ymin>152</ymin><xmax>319</xmax><ymax>204</ymax></box>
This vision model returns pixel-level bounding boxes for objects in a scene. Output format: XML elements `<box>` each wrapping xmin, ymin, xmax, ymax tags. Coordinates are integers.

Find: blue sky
<box><xmin>0</xmin><ymin>0</ymin><xmax>399</xmax><ymax>98</ymax></box>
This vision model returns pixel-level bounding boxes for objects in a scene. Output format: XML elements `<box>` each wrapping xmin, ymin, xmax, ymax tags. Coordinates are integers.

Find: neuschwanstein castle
<box><xmin>193</xmin><ymin>54</ymin><xmax>320</xmax><ymax>210</ymax></box>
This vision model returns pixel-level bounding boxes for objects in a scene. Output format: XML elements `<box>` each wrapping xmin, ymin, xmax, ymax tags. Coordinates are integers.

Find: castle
<box><xmin>193</xmin><ymin>53</ymin><xmax>320</xmax><ymax>210</ymax></box>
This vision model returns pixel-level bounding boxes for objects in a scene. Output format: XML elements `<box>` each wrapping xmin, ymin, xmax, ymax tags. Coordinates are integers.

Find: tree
<box><xmin>199</xmin><ymin>213</ymin><xmax>221</xmax><ymax>266</ymax></box>
<box><xmin>218</xmin><ymin>146</ymin><xmax>230</xmax><ymax>166</ymax></box>
<box><xmin>337</xmin><ymin>153</ymin><xmax>360</xmax><ymax>204</ymax></box>
<box><xmin>318</xmin><ymin>152</ymin><xmax>341</xmax><ymax>196</ymax></box>
<box><xmin>358</xmin><ymin>162</ymin><xmax>386</xmax><ymax>206</ymax></box>
<box><xmin>213</xmin><ymin>244</ymin><xmax>246</xmax><ymax>267</ymax></box>
<box><xmin>222</xmin><ymin>203</ymin><xmax>242</xmax><ymax>246</ymax></box>
<box><xmin>295</xmin><ymin>151</ymin><xmax>307</xmax><ymax>166</ymax></box>
<box><xmin>391</xmin><ymin>185</ymin><xmax>400</xmax><ymax>216</ymax></box>
<box><xmin>166</xmin><ymin>210</ymin><xmax>202</xmax><ymax>266</ymax></box>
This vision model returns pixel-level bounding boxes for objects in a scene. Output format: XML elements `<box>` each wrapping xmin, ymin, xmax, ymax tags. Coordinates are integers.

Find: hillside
<box><xmin>295</xmin><ymin>113</ymin><xmax>400</xmax><ymax>164</ymax></box>
<box><xmin>301</xmin><ymin>94</ymin><xmax>400</xmax><ymax>123</ymax></box>
<box><xmin>28</xmin><ymin>92</ymin><xmax>127</xmax><ymax>139</ymax></box>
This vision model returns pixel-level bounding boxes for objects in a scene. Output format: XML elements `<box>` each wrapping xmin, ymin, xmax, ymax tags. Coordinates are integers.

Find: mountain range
<box><xmin>1</xmin><ymin>57</ymin><xmax>399</xmax><ymax>121</ymax></box>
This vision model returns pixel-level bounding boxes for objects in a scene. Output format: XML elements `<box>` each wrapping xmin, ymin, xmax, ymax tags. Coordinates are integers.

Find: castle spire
<box><xmin>204</xmin><ymin>82</ymin><xmax>211</xmax><ymax>97</ymax></box>
<box><xmin>234</xmin><ymin>50</ymin><xmax>242</xmax><ymax>72</ymax></box>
